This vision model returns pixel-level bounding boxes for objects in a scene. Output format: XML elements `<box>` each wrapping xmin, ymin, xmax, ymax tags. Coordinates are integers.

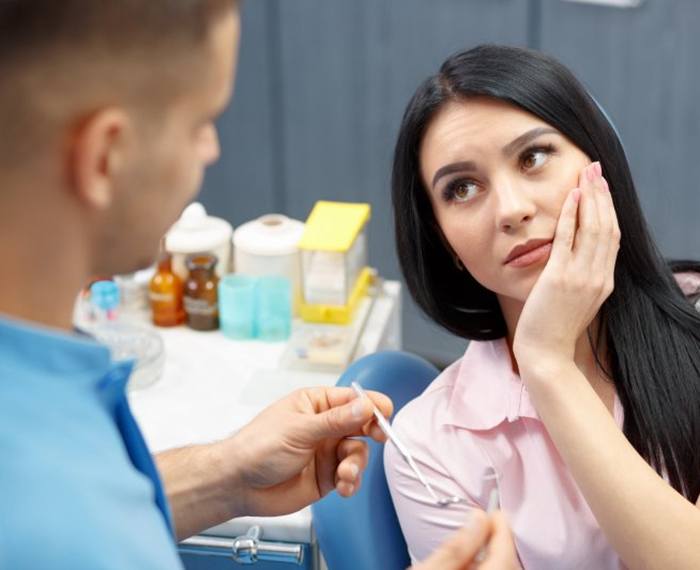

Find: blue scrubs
<box><xmin>0</xmin><ymin>317</ymin><xmax>183</xmax><ymax>569</ymax></box>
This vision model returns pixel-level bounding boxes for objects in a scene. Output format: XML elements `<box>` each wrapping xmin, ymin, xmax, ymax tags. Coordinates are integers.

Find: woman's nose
<box><xmin>494</xmin><ymin>180</ymin><xmax>537</xmax><ymax>232</ymax></box>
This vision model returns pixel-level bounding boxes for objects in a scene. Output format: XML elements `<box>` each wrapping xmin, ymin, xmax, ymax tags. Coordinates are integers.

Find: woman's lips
<box><xmin>506</xmin><ymin>241</ymin><xmax>553</xmax><ymax>268</ymax></box>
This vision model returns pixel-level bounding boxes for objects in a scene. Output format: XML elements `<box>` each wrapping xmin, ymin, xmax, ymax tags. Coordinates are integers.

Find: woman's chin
<box><xmin>494</xmin><ymin>274</ymin><xmax>542</xmax><ymax>306</ymax></box>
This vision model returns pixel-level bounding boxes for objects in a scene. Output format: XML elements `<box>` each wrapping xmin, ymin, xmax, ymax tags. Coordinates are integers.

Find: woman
<box><xmin>385</xmin><ymin>45</ymin><xmax>700</xmax><ymax>569</ymax></box>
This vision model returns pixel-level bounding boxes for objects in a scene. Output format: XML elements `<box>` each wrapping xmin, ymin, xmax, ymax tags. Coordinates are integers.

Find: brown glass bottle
<box><xmin>149</xmin><ymin>250</ymin><xmax>185</xmax><ymax>327</ymax></box>
<box><xmin>184</xmin><ymin>254</ymin><xmax>219</xmax><ymax>331</ymax></box>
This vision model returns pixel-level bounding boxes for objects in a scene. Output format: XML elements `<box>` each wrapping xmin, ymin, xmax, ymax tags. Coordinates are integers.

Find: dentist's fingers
<box><xmin>315</xmin><ymin>439</ymin><xmax>343</xmax><ymax>497</ymax></box>
<box><xmin>480</xmin><ymin>512</ymin><xmax>520</xmax><ymax>570</ymax></box>
<box><xmin>411</xmin><ymin>511</ymin><xmax>490</xmax><ymax>570</ymax></box>
<box><xmin>302</xmin><ymin>387</ymin><xmax>393</xmax><ymax>442</ymax></box>
<box><xmin>335</xmin><ymin>438</ymin><xmax>368</xmax><ymax>496</ymax></box>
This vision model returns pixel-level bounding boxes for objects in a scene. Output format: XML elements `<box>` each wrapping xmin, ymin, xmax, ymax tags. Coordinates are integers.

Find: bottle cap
<box><xmin>90</xmin><ymin>280</ymin><xmax>120</xmax><ymax>311</ymax></box>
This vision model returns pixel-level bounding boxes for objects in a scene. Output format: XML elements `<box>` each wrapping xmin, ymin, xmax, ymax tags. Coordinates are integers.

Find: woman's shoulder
<box><xmin>391</xmin><ymin>339</ymin><xmax>511</xmax><ymax>434</ymax></box>
<box><xmin>391</xmin><ymin>354</ymin><xmax>465</xmax><ymax>429</ymax></box>
<box><xmin>384</xmin><ymin>342</ymin><xmax>500</xmax><ymax>506</ymax></box>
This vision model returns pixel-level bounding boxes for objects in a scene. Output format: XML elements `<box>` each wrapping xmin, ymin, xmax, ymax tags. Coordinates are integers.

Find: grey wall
<box><xmin>539</xmin><ymin>0</ymin><xmax>700</xmax><ymax>258</ymax></box>
<box><xmin>199</xmin><ymin>0</ymin><xmax>700</xmax><ymax>366</ymax></box>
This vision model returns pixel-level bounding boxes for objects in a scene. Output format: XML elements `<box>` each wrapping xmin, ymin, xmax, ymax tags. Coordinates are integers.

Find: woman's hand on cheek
<box><xmin>512</xmin><ymin>161</ymin><xmax>621</xmax><ymax>376</ymax></box>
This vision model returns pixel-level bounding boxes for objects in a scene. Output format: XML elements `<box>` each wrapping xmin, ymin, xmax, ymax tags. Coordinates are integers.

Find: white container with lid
<box><xmin>165</xmin><ymin>202</ymin><xmax>233</xmax><ymax>280</ymax></box>
<box><xmin>233</xmin><ymin>214</ymin><xmax>305</xmax><ymax>315</ymax></box>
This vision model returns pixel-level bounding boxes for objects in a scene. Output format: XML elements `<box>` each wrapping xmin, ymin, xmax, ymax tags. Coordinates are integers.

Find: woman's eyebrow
<box><xmin>431</xmin><ymin>127</ymin><xmax>560</xmax><ymax>189</ymax></box>
<box><xmin>432</xmin><ymin>160</ymin><xmax>477</xmax><ymax>189</ymax></box>
<box><xmin>501</xmin><ymin>127</ymin><xmax>559</xmax><ymax>158</ymax></box>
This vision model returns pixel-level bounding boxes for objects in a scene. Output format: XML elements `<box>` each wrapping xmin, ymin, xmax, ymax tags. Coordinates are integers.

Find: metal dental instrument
<box><xmin>350</xmin><ymin>381</ymin><xmax>467</xmax><ymax>508</ymax></box>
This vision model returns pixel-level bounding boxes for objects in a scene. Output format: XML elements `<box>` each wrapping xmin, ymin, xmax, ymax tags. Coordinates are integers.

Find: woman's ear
<box><xmin>67</xmin><ymin>107</ymin><xmax>132</xmax><ymax>211</ymax></box>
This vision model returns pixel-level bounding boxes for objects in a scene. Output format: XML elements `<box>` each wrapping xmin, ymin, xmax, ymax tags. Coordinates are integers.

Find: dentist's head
<box><xmin>0</xmin><ymin>0</ymin><xmax>240</xmax><ymax>280</ymax></box>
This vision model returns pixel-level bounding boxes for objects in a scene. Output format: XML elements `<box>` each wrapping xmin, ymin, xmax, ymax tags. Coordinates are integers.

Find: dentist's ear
<box><xmin>68</xmin><ymin>108</ymin><xmax>132</xmax><ymax>211</ymax></box>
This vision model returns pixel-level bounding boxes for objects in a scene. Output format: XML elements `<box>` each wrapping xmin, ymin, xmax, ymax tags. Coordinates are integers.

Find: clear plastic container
<box><xmin>219</xmin><ymin>274</ymin><xmax>257</xmax><ymax>339</ymax></box>
<box><xmin>298</xmin><ymin>201</ymin><xmax>372</xmax><ymax>324</ymax></box>
<box><xmin>281</xmin><ymin>322</ymin><xmax>357</xmax><ymax>371</ymax></box>
<box><xmin>301</xmin><ymin>232</ymin><xmax>367</xmax><ymax>306</ymax></box>
<box><xmin>89</xmin><ymin>323</ymin><xmax>165</xmax><ymax>391</ymax></box>
<box><xmin>256</xmin><ymin>276</ymin><xmax>292</xmax><ymax>341</ymax></box>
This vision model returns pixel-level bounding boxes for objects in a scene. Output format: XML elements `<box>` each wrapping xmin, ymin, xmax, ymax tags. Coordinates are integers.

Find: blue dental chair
<box><xmin>311</xmin><ymin>351</ymin><xmax>440</xmax><ymax>570</ymax></box>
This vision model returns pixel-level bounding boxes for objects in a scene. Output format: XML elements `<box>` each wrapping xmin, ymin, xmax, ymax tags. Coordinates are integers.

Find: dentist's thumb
<box><xmin>303</xmin><ymin>396</ymin><xmax>375</xmax><ymax>442</ymax></box>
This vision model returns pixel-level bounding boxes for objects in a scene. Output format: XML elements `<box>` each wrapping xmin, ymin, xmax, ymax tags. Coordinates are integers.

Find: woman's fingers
<box><xmin>600</xmin><ymin>177</ymin><xmax>621</xmax><ymax>299</ymax></box>
<box><xmin>575</xmin><ymin>162</ymin><xmax>619</xmax><ymax>305</ymax></box>
<box><xmin>586</xmin><ymin>169</ymin><xmax>614</xmax><ymax>294</ymax></box>
<box><xmin>561</xmin><ymin>162</ymin><xmax>619</xmax><ymax>306</ymax></box>
<box><xmin>573</xmin><ymin>162</ymin><xmax>603</xmax><ymax>269</ymax></box>
<box><xmin>550</xmin><ymin>187</ymin><xmax>581</xmax><ymax>266</ymax></box>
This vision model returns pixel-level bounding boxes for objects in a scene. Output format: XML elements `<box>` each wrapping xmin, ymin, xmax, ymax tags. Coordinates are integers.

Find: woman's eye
<box><xmin>445</xmin><ymin>180</ymin><xmax>479</xmax><ymax>203</ymax></box>
<box><xmin>521</xmin><ymin>146</ymin><xmax>554</xmax><ymax>171</ymax></box>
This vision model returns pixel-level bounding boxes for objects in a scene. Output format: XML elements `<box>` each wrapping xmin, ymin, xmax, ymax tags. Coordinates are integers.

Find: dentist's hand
<box><xmin>412</xmin><ymin>510</ymin><xmax>520</xmax><ymax>570</ymax></box>
<box><xmin>216</xmin><ymin>386</ymin><xmax>393</xmax><ymax>517</ymax></box>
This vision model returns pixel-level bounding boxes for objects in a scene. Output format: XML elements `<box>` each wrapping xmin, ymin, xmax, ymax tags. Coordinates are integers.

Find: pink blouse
<box><xmin>384</xmin><ymin>338</ymin><xmax>626</xmax><ymax>569</ymax></box>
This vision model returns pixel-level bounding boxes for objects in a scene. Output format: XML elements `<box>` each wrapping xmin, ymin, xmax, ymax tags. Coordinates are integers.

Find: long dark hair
<box><xmin>392</xmin><ymin>45</ymin><xmax>700</xmax><ymax>502</ymax></box>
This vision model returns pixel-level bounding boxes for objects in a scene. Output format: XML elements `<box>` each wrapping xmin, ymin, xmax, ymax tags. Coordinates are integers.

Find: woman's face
<box><xmin>420</xmin><ymin>97</ymin><xmax>591</xmax><ymax>303</ymax></box>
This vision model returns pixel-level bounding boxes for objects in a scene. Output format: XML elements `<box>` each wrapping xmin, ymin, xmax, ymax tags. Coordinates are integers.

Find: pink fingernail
<box><xmin>586</xmin><ymin>165</ymin><xmax>596</xmax><ymax>182</ymax></box>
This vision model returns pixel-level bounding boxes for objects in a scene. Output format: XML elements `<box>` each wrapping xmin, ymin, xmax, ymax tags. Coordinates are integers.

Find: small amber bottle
<box><xmin>149</xmin><ymin>248</ymin><xmax>186</xmax><ymax>327</ymax></box>
<box><xmin>184</xmin><ymin>254</ymin><xmax>219</xmax><ymax>331</ymax></box>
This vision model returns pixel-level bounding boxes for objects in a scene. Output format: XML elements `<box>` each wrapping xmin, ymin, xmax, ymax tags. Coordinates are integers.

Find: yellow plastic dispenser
<box><xmin>298</xmin><ymin>201</ymin><xmax>372</xmax><ymax>324</ymax></box>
